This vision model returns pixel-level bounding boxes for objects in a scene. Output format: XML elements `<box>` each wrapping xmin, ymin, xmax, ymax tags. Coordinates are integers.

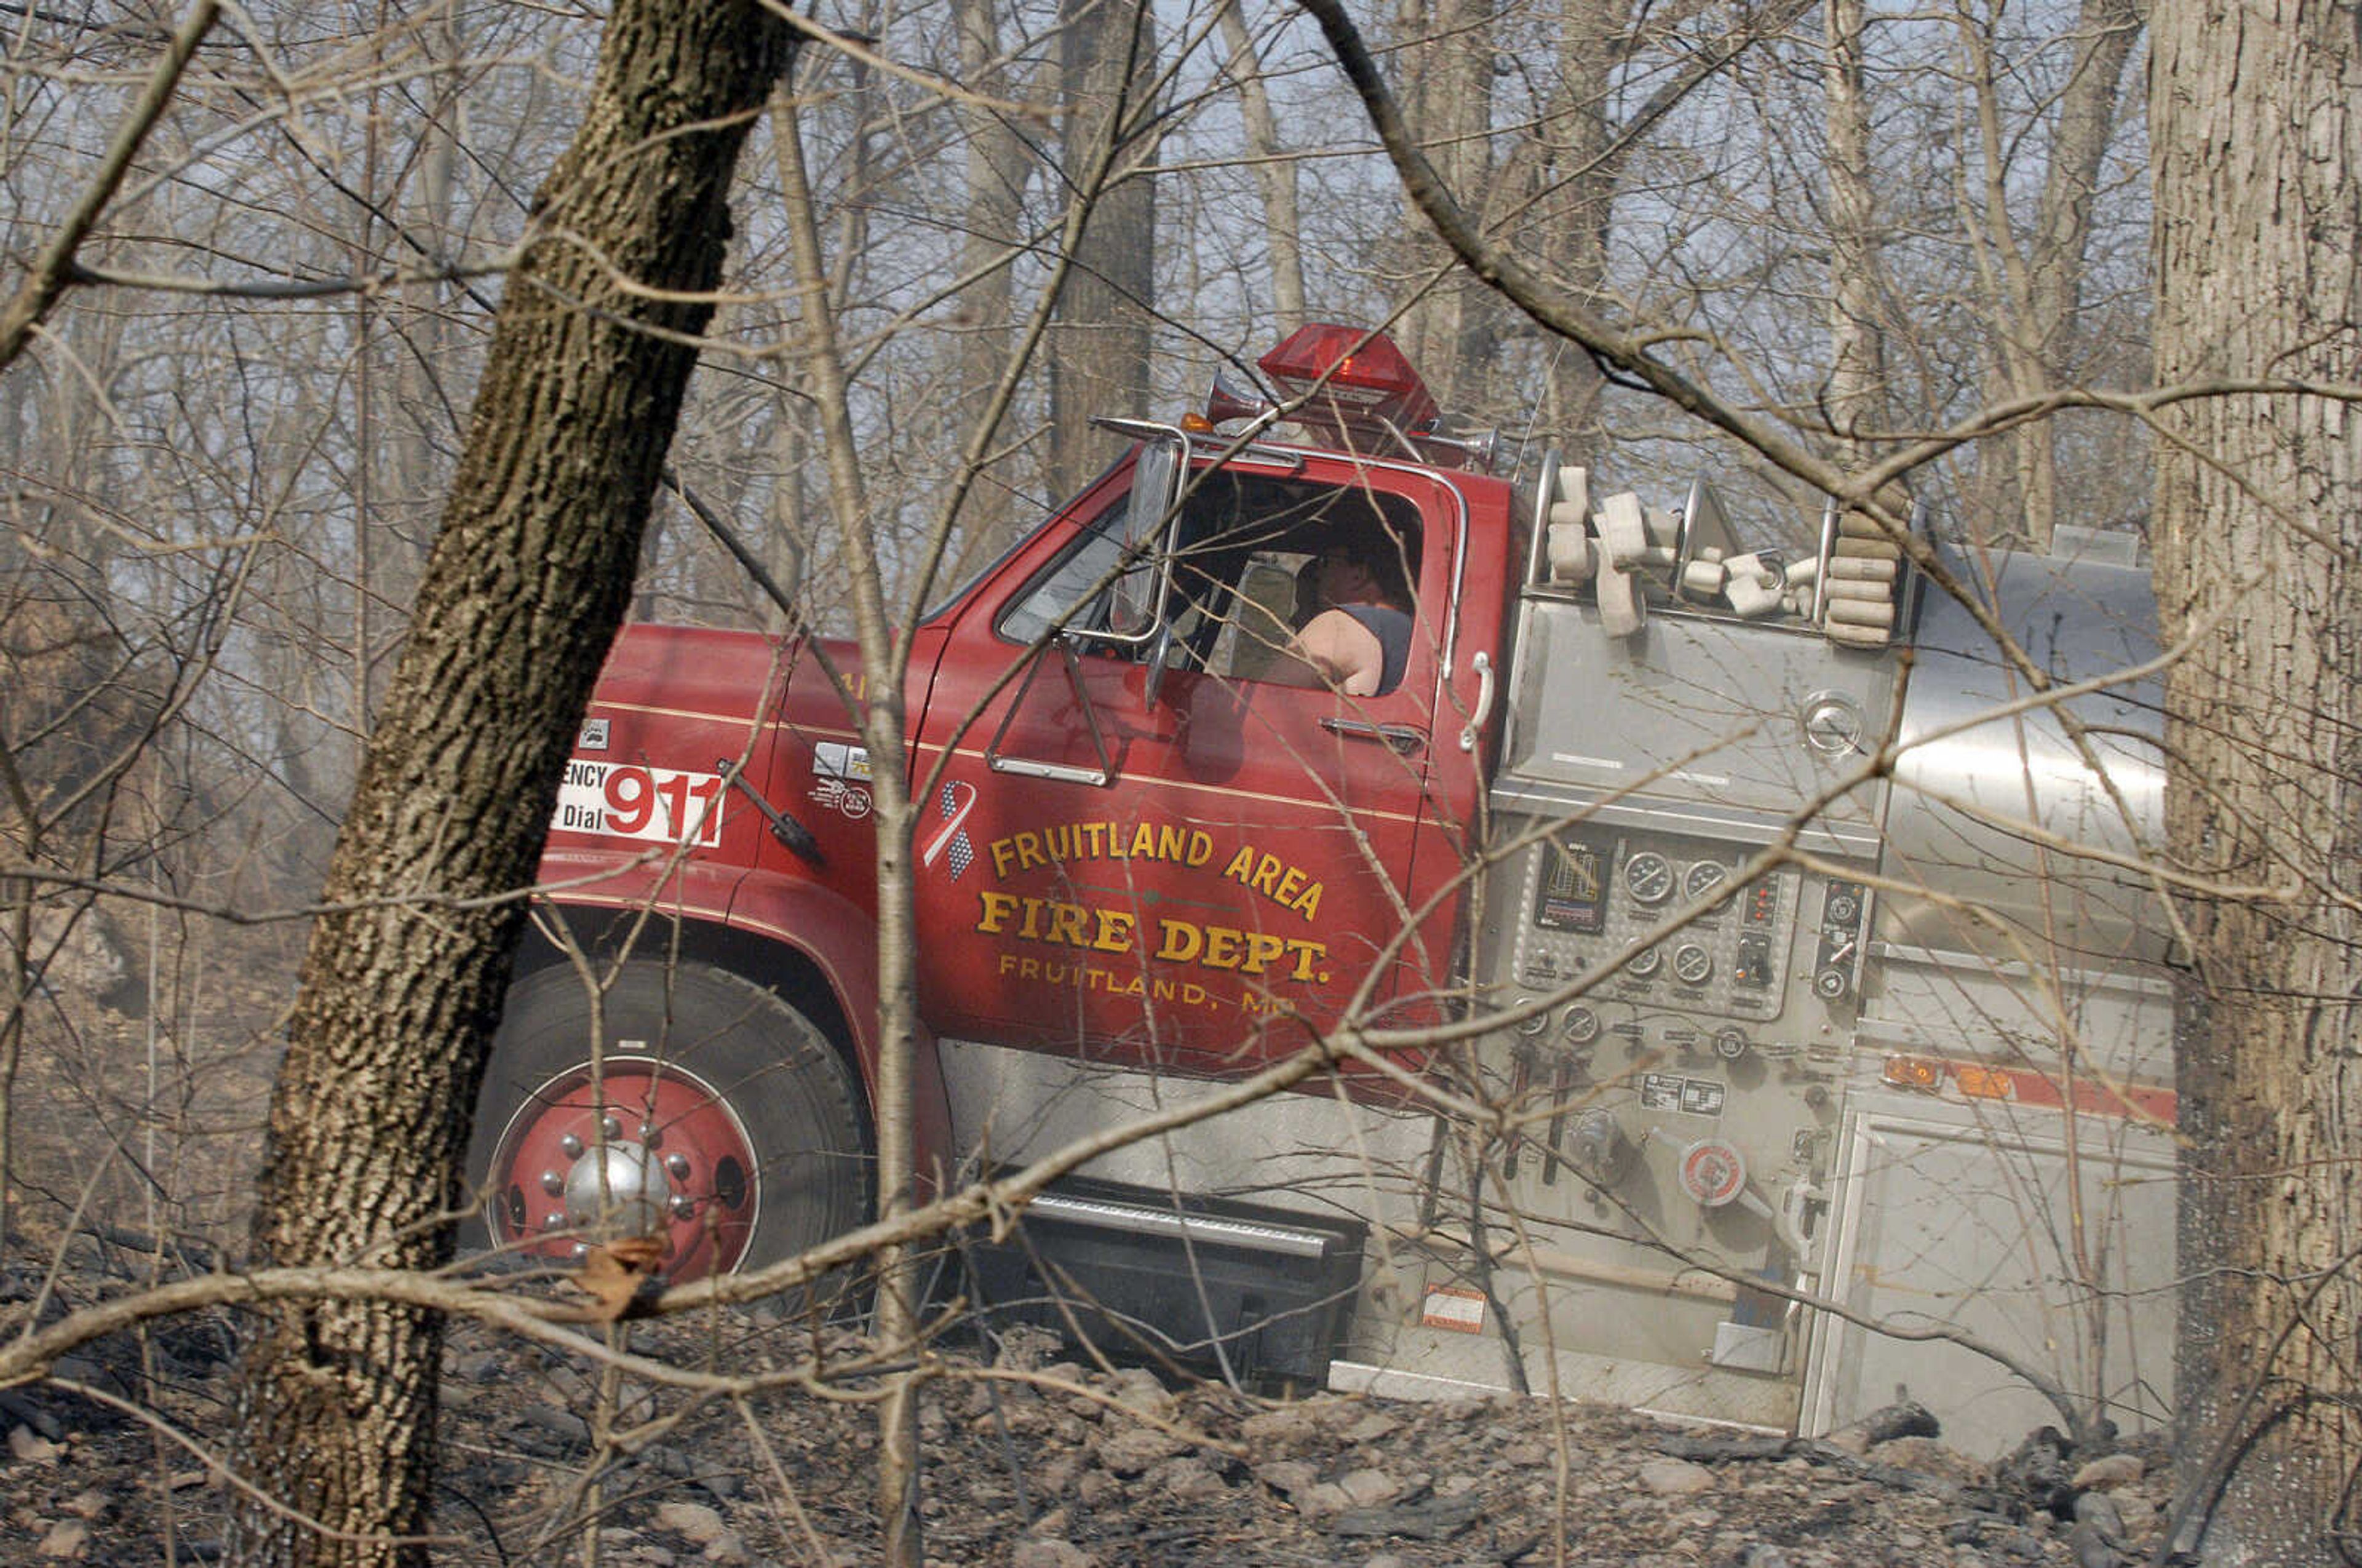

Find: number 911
<box><xmin>552</xmin><ymin>763</ymin><xmax>725</xmax><ymax>846</ymax></box>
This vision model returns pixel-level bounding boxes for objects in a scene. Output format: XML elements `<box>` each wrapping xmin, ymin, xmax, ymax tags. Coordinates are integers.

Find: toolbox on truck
<box><xmin>962</xmin><ymin>1177</ymin><xmax>1367</xmax><ymax>1388</ymax></box>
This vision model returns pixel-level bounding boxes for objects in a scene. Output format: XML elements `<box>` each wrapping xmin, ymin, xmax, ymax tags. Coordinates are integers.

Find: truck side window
<box><xmin>996</xmin><ymin>471</ymin><xmax>1423</xmax><ymax>691</ymax></box>
<box><xmin>1200</xmin><ymin>489</ymin><xmax>1422</xmax><ymax>694</ymax></box>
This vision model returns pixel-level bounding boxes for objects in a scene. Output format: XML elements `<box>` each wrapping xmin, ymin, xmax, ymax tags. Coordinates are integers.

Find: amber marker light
<box><xmin>1881</xmin><ymin>1054</ymin><xmax>1944</xmax><ymax>1092</ymax></box>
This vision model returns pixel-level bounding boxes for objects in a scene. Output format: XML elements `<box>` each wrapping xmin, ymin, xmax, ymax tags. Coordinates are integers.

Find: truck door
<box><xmin>910</xmin><ymin>447</ymin><xmax>1468</xmax><ymax>1076</ymax></box>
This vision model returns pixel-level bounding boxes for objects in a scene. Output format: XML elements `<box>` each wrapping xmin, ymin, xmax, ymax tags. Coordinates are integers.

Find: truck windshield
<box><xmin>916</xmin><ymin>534</ymin><xmax>1032</xmax><ymax>627</ymax></box>
<box><xmin>915</xmin><ymin>450</ymin><xmax>1145</xmax><ymax>627</ymax></box>
<box><xmin>995</xmin><ymin>493</ymin><xmax>1134</xmax><ymax>647</ymax></box>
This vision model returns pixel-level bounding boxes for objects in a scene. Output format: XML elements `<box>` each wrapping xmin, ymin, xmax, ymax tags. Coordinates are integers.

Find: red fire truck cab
<box><xmin>473</xmin><ymin>324</ymin><xmax>1511</xmax><ymax>1273</ymax></box>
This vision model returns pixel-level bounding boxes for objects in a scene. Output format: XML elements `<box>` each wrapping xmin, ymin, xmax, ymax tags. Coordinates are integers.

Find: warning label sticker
<box><xmin>552</xmin><ymin>760</ymin><xmax>725</xmax><ymax>846</ymax></box>
<box><xmin>813</xmin><ymin>741</ymin><xmax>871</xmax><ymax>781</ymax></box>
<box><xmin>1420</xmin><ymin>1286</ymin><xmax>1487</xmax><ymax>1334</ymax></box>
<box><xmin>1642</xmin><ymin>1072</ymin><xmax>1727</xmax><ymax>1118</ymax></box>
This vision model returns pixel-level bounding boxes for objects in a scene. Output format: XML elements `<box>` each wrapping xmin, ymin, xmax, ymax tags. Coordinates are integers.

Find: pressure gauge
<box><xmin>1684</xmin><ymin>861</ymin><xmax>1730</xmax><ymax>904</ymax></box>
<box><xmin>1624</xmin><ymin>851</ymin><xmax>1674</xmax><ymax>905</ymax></box>
<box><xmin>1672</xmin><ymin>944</ymin><xmax>1715</xmax><ymax>985</ymax></box>
<box><xmin>1626</xmin><ymin>945</ymin><xmax>1663</xmax><ymax>979</ymax></box>
<box><xmin>1800</xmin><ymin>691</ymin><xmax>1866</xmax><ymax>756</ymax></box>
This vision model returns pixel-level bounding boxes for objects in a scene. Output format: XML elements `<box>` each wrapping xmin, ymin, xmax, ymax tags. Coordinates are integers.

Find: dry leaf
<box><xmin>574</xmin><ymin>1235</ymin><xmax>667</xmax><ymax>1321</ymax></box>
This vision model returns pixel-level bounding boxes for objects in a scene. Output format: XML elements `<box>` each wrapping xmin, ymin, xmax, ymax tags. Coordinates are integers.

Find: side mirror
<box><xmin>1106</xmin><ymin>431</ymin><xmax>1186</xmax><ymax>639</ymax></box>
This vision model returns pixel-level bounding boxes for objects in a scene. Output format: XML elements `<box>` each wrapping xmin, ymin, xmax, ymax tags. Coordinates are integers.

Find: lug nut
<box><xmin>559</xmin><ymin>1133</ymin><xmax>584</xmax><ymax>1159</ymax></box>
<box><xmin>640</xmin><ymin>1123</ymin><xmax>664</xmax><ymax>1148</ymax></box>
<box><xmin>570</xmin><ymin>1242</ymin><xmax>589</xmax><ymax>1260</ymax></box>
<box><xmin>666</xmin><ymin>1153</ymin><xmax>691</xmax><ymax>1180</ymax></box>
<box><xmin>600</xmin><ymin>1115</ymin><xmax>622</xmax><ymax>1140</ymax></box>
<box><xmin>540</xmin><ymin>1170</ymin><xmax>564</xmax><ymax>1196</ymax></box>
<box><xmin>671</xmin><ymin>1196</ymin><xmax>696</xmax><ymax>1220</ymax></box>
<box><xmin>544</xmin><ymin>1211</ymin><xmax>565</xmax><ymax>1230</ymax></box>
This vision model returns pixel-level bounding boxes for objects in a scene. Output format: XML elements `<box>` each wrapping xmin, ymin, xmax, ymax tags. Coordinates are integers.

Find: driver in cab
<box><xmin>1272</xmin><ymin>538</ymin><xmax>1412</xmax><ymax>697</ymax></box>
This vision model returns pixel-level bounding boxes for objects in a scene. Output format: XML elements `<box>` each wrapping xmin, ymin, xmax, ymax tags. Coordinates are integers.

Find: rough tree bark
<box><xmin>226</xmin><ymin>2</ymin><xmax>790</xmax><ymax>1563</ymax></box>
<box><xmin>2151</xmin><ymin>1</ymin><xmax>2362</xmax><ymax>1561</ymax></box>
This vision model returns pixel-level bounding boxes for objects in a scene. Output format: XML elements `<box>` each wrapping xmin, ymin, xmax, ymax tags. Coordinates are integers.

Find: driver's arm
<box><xmin>1273</xmin><ymin>609</ymin><xmax>1383</xmax><ymax>696</ymax></box>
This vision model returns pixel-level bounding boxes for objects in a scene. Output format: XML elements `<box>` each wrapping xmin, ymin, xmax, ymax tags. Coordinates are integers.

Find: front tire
<box><xmin>469</xmin><ymin>960</ymin><xmax>871</xmax><ymax>1284</ymax></box>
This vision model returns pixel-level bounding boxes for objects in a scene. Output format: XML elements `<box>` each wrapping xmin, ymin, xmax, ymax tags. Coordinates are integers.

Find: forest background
<box><xmin>2</xmin><ymin>0</ymin><xmax>2353</xmax><ymax>1564</ymax></box>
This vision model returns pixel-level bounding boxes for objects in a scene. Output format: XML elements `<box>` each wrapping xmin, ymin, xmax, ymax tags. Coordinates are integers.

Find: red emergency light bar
<box><xmin>1204</xmin><ymin>323</ymin><xmax>1441</xmax><ymax>442</ymax></box>
<box><xmin>1260</xmin><ymin>324</ymin><xmax>1441</xmax><ymax>429</ymax></box>
<box><xmin>1197</xmin><ymin>323</ymin><xmax>1504</xmax><ymax>470</ymax></box>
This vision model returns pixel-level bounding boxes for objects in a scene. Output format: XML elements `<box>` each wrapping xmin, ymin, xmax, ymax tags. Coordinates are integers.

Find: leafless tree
<box><xmin>225</xmin><ymin>0</ymin><xmax>794</xmax><ymax>1559</ymax></box>
<box><xmin>2152</xmin><ymin>0</ymin><xmax>2362</xmax><ymax>1559</ymax></box>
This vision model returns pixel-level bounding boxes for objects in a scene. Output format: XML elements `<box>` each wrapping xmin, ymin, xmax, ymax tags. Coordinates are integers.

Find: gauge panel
<box><xmin>1508</xmin><ymin>827</ymin><xmax>1805</xmax><ymax>1024</ymax></box>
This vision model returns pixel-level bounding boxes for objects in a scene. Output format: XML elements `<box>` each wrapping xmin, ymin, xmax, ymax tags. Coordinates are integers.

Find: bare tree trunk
<box><xmin>1822</xmin><ymin>0</ymin><xmax>1883</xmax><ymax>463</ymax></box>
<box><xmin>226</xmin><ymin>3</ymin><xmax>789</xmax><ymax>1563</ymax></box>
<box><xmin>1391</xmin><ymin>0</ymin><xmax>1494</xmax><ymax>408</ymax></box>
<box><xmin>2152</xmin><ymin>2</ymin><xmax>2362</xmax><ymax>1561</ymax></box>
<box><xmin>380</xmin><ymin>1</ymin><xmax>465</xmax><ymax>638</ymax></box>
<box><xmin>771</xmin><ymin>76</ymin><xmax>930</xmax><ymax>1568</ymax></box>
<box><xmin>1216</xmin><ymin>0</ymin><xmax>1305</xmax><ymax>334</ymax></box>
<box><xmin>952</xmin><ymin>0</ymin><xmax>1035</xmax><ymax>554</ymax></box>
<box><xmin>1533</xmin><ymin>0</ymin><xmax>1618</xmax><ymax>448</ymax></box>
<box><xmin>0</xmin><ymin>741</ymin><xmax>32</xmax><ymax>1256</ymax></box>
<box><xmin>1968</xmin><ymin>0</ymin><xmax>2142</xmax><ymax>549</ymax></box>
<box><xmin>1048</xmin><ymin>0</ymin><xmax>1158</xmax><ymax>499</ymax></box>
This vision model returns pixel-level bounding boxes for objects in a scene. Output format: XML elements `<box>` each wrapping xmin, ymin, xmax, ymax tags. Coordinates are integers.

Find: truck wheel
<box><xmin>470</xmin><ymin>961</ymin><xmax>870</xmax><ymax>1286</ymax></box>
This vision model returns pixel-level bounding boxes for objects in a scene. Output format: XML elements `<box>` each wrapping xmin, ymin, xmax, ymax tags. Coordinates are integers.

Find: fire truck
<box><xmin>474</xmin><ymin>324</ymin><xmax>2176</xmax><ymax>1455</ymax></box>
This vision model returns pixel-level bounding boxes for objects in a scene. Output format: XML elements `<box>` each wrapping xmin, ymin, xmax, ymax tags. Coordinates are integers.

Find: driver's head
<box><xmin>1313</xmin><ymin>536</ymin><xmax>1405</xmax><ymax>608</ymax></box>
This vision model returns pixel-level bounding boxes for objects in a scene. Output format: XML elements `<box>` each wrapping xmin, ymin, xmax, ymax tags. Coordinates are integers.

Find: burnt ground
<box><xmin>0</xmin><ymin>1275</ymin><xmax>2174</xmax><ymax>1568</ymax></box>
<box><xmin>0</xmin><ymin>964</ymin><xmax>2176</xmax><ymax>1567</ymax></box>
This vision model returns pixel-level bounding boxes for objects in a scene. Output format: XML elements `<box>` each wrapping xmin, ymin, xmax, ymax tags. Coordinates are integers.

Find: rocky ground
<box><xmin>0</xmin><ymin>1279</ymin><xmax>2176</xmax><ymax>1568</ymax></box>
